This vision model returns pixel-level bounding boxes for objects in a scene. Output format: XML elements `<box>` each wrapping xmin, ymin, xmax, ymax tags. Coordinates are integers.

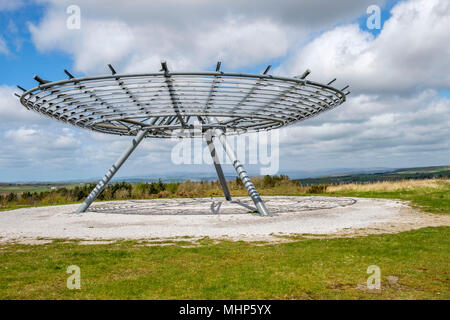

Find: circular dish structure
<box><xmin>19</xmin><ymin>65</ymin><xmax>348</xmax><ymax>138</ymax></box>
<box><xmin>17</xmin><ymin>62</ymin><xmax>349</xmax><ymax>216</ymax></box>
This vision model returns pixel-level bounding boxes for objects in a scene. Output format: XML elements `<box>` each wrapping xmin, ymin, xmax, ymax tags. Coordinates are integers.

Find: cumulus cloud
<box><xmin>0</xmin><ymin>0</ymin><xmax>23</xmax><ymax>11</ymax></box>
<box><xmin>28</xmin><ymin>0</ymin><xmax>383</xmax><ymax>73</ymax></box>
<box><xmin>0</xmin><ymin>86</ymin><xmax>46</xmax><ymax>126</ymax></box>
<box><xmin>0</xmin><ymin>86</ymin><xmax>178</xmax><ymax>181</ymax></box>
<box><xmin>0</xmin><ymin>123</ymin><xmax>178</xmax><ymax>181</ymax></box>
<box><xmin>0</xmin><ymin>35</ymin><xmax>10</xmax><ymax>55</ymax></box>
<box><xmin>277</xmin><ymin>0</ymin><xmax>450</xmax><ymax>94</ymax></box>
<box><xmin>30</xmin><ymin>14</ymin><xmax>289</xmax><ymax>72</ymax></box>
<box><xmin>278</xmin><ymin>90</ymin><xmax>450</xmax><ymax>168</ymax></box>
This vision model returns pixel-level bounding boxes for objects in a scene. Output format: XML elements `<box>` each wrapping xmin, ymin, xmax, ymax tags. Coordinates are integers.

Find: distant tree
<box><xmin>166</xmin><ymin>182</ymin><xmax>179</xmax><ymax>194</ymax></box>
<box><xmin>156</xmin><ymin>179</ymin><xmax>165</xmax><ymax>192</ymax></box>
<box><xmin>21</xmin><ymin>192</ymin><xmax>32</xmax><ymax>199</ymax></box>
<box><xmin>263</xmin><ymin>175</ymin><xmax>274</xmax><ymax>188</ymax></box>
<box><xmin>57</xmin><ymin>187</ymin><xmax>68</xmax><ymax>197</ymax></box>
<box><xmin>135</xmin><ymin>182</ymin><xmax>147</xmax><ymax>196</ymax></box>
<box><xmin>6</xmin><ymin>192</ymin><xmax>18</xmax><ymax>202</ymax></box>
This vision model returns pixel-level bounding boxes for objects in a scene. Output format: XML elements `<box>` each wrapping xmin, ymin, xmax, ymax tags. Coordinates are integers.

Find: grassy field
<box><xmin>0</xmin><ymin>183</ymin><xmax>78</xmax><ymax>194</ymax></box>
<box><xmin>325</xmin><ymin>180</ymin><xmax>450</xmax><ymax>214</ymax></box>
<box><xmin>231</xmin><ymin>179</ymin><xmax>450</xmax><ymax>214</ymax></box>
<box><xmin>0</xmin><ymin>185</ymin><xmax>54</xmax><ymax>193</ymax></box>
<box><xmin>297</xmin><ymin>165</ymin><xmax>450</xmax><ymax>185</ymax></box>
<box><xmin>0</xmin><ymin>179</ymin><xmax>448</xmax><ymax>299</ymax></box>
<box><xmin>0</xmin><ymin>228</ymin><xmax>448</xmax><ymax>299</ymax></box>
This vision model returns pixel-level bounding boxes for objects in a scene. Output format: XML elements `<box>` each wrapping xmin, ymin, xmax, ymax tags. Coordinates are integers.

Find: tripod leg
<box><xmin>205</xmin><ymin>131</ymin><xmax>232</xmax><ymax>201</ymax></box>
<box><xmin>76</xmin><ymin>129</ymin><xmax>149</xmax><ymax>213</ymax></box>
<box><xmin>206</xmin><ymin>117</ymin><xmax>273</xmax><ymax>216</ymax></box>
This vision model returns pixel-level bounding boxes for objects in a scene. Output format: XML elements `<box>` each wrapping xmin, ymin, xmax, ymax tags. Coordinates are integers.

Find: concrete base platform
<box><xmin>0</xmin><ymin>196</ymin><xmax>447</xmax><ymax>243</ymax></box>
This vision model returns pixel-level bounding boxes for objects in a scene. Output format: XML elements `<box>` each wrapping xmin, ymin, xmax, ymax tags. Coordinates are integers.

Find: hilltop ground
<box><xmin>0</xmin><ymin>179</ymin><xmax>448</xmax><ymax>299</ymax></box>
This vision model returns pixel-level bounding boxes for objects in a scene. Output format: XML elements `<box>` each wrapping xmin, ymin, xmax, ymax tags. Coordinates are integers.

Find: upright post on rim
<box><xmin>206</xmin><ymin>117</ymin><xmax>273</xmax><ymax>216</ymax></box>
<box><xmin>76</xmin><ymin>129</ymin><xmax>149</xmax><ymax>213</ymax></box>
<box><xmin>205</xmin><ymin>131</ymin><xmax>232</xmax><ymax>201</ymax></box>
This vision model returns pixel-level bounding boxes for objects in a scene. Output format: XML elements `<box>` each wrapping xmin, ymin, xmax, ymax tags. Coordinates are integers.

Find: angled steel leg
<box><xmin>76</xmin><ymin>129</ymin><xmax>149</xmax><ymax>213</ymax></box>
<box><xmin>205</xmin><ymin>131</ymin><xmax>232</xmax><ymax>201</ymax></box>
<box><xmin>206</xmin><ymin>117</ymin><xmax>273</xmax><ymax>216</ymax></box>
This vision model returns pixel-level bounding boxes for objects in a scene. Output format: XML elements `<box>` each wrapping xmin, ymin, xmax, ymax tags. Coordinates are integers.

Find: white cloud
<box><xmin>0</xmin><ymin>35</ymin><xmax>10</xmax><ymax>55</ymax></box>
<box><xmin>0</xmin><ymin>86</ymin><xmax>45</xmax><ymax>126</ymax></box>
<box><xmin>30</xmin><ymin>11</ymin><xmax>289</xmax><ymax>73</ymax></box>
<box><xmin>4</xmin><ymin>127</ymin><xmax>81</xmax><ymax>152</ymax></box>
<box><xmin>277</xmin><ymin>0</ymin><xmax>450</xmax><ymax>94</ymax></box>
<box><xmin>279</xmin><ymin>90</ymin><xmax>450</xmax><ymax>167</ymax></box>
<box><xmin>196</xmin><ymin>18</ymin><xmax>289</xmax><ymax>69</ymax></box>
<box><xmin>0</xmin><ymin>0</ymin><xmax>23</xmax><ymax>11</ymax></box>
<box><xmin>5</xmin><ymin>128</ymin><xmax>38</xmax><ymax>143</ymax></box>
<box><xmin>28</xmin><ymin>0</ymin><xmax>383</xmax><ymax>73</ymax></box>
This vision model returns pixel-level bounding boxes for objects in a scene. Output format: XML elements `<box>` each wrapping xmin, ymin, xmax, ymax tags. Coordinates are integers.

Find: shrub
<box><xmin>6</xmin><ymin>192</ymin><xmax>18</xmax><ymax>202</ymax></box>
<box><xmin>135</xmin><ymin>182</ymin><xmax>147</xmax><ymax>196</ymax></box>
<box><xmin>157</xmin><ymin>191</ymin><xmax>170</xmax><ymax>198</ymax></box>
<box><xmin>263</xmin><ymin>175</ymin><xmax>274</xmax><ymax>188</ymax></box>
<box><xmin>166</xmin><ymin>183</ymin><xmax>179</xmax><ymax>194</ymax></box>
<box><xmin>307</xmin><ymin>184</ymin><xmax>328</xmax><ymax>194</ymax></box>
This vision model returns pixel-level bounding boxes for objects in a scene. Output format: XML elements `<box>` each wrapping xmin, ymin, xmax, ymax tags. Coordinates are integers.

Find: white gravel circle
<box><xmin>0</xmin><ymin>196</ymin><xmax>414</xmax><ymax>242</ymax></box>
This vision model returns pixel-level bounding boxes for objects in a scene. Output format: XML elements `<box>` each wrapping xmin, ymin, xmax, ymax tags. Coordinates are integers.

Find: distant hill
<box><xmin>1</xmin><ymin>165</ymin><xmax>449</xmax><ymax>193</ymax></box>
<box><xmin>296</xmin><ymin>166</ymin><xmax>450</xmax><ymax>185</ymax></box>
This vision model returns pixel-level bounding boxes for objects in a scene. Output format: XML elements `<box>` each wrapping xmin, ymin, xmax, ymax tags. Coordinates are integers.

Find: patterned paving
<box><xmin>88</xmin><ymin>196</ymin><xmax>357</xmax><ymax>215</ymax></box>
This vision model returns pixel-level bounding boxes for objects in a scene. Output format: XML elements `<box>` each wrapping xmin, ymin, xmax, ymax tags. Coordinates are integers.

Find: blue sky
<box><xmin>0</xmin><ymin>0</ymin><xmax>449</xmax><ymax>182</ymax></box>
<box><xmin>0</xmin><ymin>3</ymin><xmax>73</xmax><ymax>89</ymax></box>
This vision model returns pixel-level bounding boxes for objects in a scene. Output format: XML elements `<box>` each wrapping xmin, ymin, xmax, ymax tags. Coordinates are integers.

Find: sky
<box><xmin>0</xmin><ymin>0</ymin><xmax>449</xmax><ymax>182</ymax></box>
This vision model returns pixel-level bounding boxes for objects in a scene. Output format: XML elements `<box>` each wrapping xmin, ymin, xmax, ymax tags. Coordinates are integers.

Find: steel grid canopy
<box><xmin>18</xmin><ymin>62</ymin><xmax>349</xmax><ymax>216</ymax></box>
<box><xmin>19</xmin><ymin>70</ymin><xmax>347</xmax><ymax>138</ymax></box>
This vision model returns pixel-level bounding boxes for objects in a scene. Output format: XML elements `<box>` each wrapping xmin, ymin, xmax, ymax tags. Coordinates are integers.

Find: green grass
<box><xmin>323</xmin><ymin>182</ymin><xmax>450</xmax><ymax>214</ymax></box>
<box><xmin>0</xmin><ymin>186</ymin><xmax>54</xmax><ymax>193</ymax></box>
<box><xmin>0</xmin><ymin>227</ymin><xmax>448</xmax><ymax>299</ymax></box>
<box><xmin>0</xmin><ymin>183</ymin><xmax>79</xmax><ymax>194</ymax></box>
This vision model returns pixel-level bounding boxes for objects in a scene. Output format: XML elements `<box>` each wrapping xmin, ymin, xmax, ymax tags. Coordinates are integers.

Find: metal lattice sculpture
<box><xmin>17</xmin><ymin>62</ymin><xmax>349</xmax><ymax>216</ymax></box>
